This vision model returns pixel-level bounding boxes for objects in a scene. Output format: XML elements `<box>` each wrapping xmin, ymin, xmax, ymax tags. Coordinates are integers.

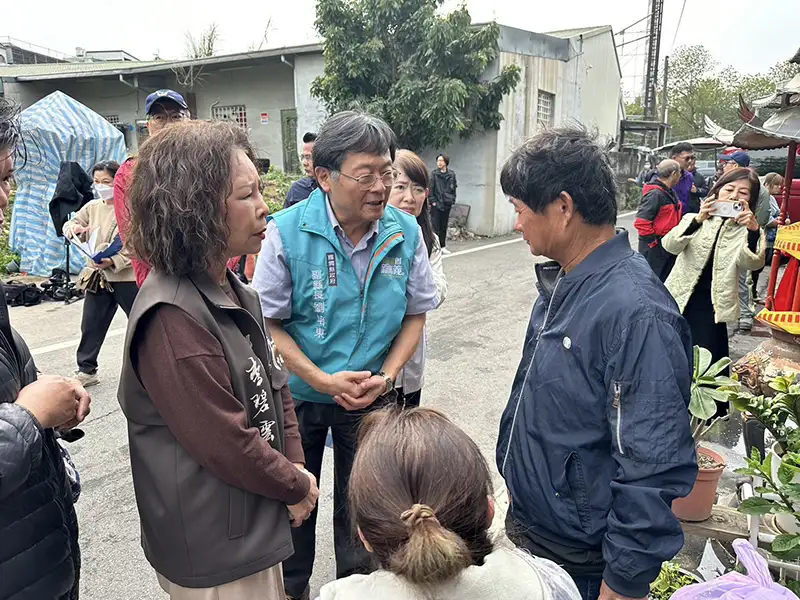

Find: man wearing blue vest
<box><xmin>252</xmin><ymin>110</ymin><xmax>438</xmax><ymax>600</ymax></box>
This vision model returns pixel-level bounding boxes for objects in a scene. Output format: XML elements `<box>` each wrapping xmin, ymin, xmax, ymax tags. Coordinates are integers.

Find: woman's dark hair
<box><xmin>394</xmin><ymin>150</ymin><xmax>436</xmax><ymax>256</ymax></box>
<box><xmin>500</xmin><ymin>124</ymin><xmax>617</xmax><ymax>226</ymax></box>
<box><xmin>436</xmin><ymin>153</ymin><xmax>450</xmax><ymax>167</ymax></box>
<box><xmin>708</xmin><ymin>167</ymin><xmax>761</xmax><ymax>212</ymax></box>
<box><xmin>92</xmin><ymin>160</ymin><xmax>120</xmax><ymax>179</ymax></box>
<box><xmin>0</xmin><ymin>98</ymin><xmax>25</xmax><ymax>166</ymax></box>
<box><xmin>349</xmin><ymin>406</ymin><xmax>494</xmax><ymax>586</ymax></box>
<box><xmin>127</xmin><ymin>120</ymin><xmax>255</xmax><ymax>276</ymax></box>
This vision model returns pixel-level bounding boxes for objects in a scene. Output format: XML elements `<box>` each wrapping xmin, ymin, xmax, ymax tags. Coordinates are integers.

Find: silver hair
<box><xmin>657</xmin><ymin>159</ymin><xmax>681</xmax><ymax>179</ymax></box>
<box><xmin>312</xmin><ymin>111</ymin><xmax>397</xmax><ymax>173</ymax></box>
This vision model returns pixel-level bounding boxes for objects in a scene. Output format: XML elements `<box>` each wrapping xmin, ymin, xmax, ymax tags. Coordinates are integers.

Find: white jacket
<box><xmin>316</xmin><ymin>548</ymin><xmax>580</xmax><ymax>600</ymax></box>
<box><xmin>396</xmin><ymin>236</ymin><xmax>447</xmax><ymax>393</ymax></box>
<box><xmin>662</xmin><ymin>214</ymin><xmax>765</xmax><ymax>323</ymax></box>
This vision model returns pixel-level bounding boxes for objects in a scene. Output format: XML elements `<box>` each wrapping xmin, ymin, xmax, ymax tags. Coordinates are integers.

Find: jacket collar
<box><xmin>563</xmin><ymin>230</ymin><xmax>634</xmax><ymax>283</ymax></box>
<box><xmin>189</xmin><ymin>270</ymin><xmax>261</xmax><ymax>317</ymax></box>
<box><xmin>296</xmin><ymin>188</ymin><xmax>403</xmax><ymax>249</ymax></box>
<box><xmin>534</xmin><ymin>230</ymin><xmax>633</xmax><ymax>299</ymax></box>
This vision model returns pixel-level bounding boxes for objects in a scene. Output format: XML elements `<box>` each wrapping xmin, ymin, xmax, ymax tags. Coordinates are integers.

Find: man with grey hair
<box><xmin>251</xmin><ymin>110</ymin><xmax>438</xmax><ymax>600</ymax></box>
<box><xmin>634</xmin><ymin>159</ymin><xmax>682</xmax><ymax>281</ymax></box>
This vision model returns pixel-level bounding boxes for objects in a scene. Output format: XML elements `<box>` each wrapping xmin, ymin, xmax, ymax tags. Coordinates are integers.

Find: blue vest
<box><xmin>271</xmin><ymin>189</ymin><xmax>420</xmax><ymax>403</ymax></box>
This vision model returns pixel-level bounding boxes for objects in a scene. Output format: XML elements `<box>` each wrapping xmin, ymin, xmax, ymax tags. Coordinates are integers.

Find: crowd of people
<box><xmin>0</xmin><ymin>87</ymin><xmax>789</xmax><ymax>600</ymax></box>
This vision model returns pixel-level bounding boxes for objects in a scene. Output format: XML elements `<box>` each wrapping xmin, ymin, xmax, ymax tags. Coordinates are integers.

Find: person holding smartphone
<box><xmin>661</xmin><ymin>167</ymin><xmax>765</xmax><ymax>369</ymax></box>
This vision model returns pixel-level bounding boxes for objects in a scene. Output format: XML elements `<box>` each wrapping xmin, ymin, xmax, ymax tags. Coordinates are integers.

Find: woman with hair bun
<box><xmin>317</xmin><ymin>407</ymin><xmax>580</xmax><ymax>599</ymax></box>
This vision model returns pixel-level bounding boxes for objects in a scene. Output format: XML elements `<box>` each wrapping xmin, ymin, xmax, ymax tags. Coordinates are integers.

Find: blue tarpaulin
<box><xmin>10</xmin><ymin>91</ymin><xmax>127</xmax><ymax>276</ymax></box>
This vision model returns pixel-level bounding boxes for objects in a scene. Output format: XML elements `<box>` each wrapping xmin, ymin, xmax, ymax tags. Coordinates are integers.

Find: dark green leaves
<box><xmin>312</xmin><ymin>0</ymin><xmax>521</xmax><ymax>150</ymax></box>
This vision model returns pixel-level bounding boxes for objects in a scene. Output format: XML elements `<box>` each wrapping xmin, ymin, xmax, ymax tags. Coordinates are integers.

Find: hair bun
<box><xmin>401</xmin><ymin>504</ymin><xmax>439</xmax><ymax>528</ymax></box>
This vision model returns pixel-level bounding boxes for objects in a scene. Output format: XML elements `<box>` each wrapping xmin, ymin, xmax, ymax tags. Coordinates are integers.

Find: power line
<box><xmin>671</xmin><ymin>0</ymin><xmax>688</xmax><ymax>50</ymax></box>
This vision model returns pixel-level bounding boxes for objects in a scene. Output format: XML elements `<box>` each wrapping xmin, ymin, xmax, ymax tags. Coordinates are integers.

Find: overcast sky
<box><xmin>5</xmin><ymin>0</ymin><xmax>798</xmax><ymax>94</ymax></box>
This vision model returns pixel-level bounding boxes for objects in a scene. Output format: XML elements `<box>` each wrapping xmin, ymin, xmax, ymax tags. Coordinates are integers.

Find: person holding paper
<box><xmin>64</xmin><ymin>160</ymin><xmax>136</xmax><ymax>388</ymax></box>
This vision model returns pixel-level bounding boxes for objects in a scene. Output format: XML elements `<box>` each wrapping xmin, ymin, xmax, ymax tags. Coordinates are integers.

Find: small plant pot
<box><xmin>672</xmin><ymin>447</ymin><xmax>726</xmax><ymax>522</ymax></box>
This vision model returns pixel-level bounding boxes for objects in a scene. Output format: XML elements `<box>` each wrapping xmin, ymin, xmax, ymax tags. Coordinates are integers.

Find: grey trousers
<box><xmin>739</xmin><ymin>269</ymin><xmax>754</xmax><ymax>326</ymax></box>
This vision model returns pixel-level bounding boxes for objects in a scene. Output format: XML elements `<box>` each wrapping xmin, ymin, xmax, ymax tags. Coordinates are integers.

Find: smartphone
<box><xmin>709</xmin><ymin>200</ymin><xmax>745</xmax><ymax>219</ymax></box>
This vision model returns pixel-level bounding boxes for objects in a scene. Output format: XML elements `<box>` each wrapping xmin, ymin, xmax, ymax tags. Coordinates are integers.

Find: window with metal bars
<box><xmin>212</xmin><ymin>105</ymin><xmax>248</xmax><ymax>130</ymax></box>
<box><xmin>104</xmin><ymin>115</ymin><xmax>121</xmax><ymax>125</ymax></box>
<box><xmin>536</xmin><ymin>91</ymin><xmax>555</xmax><ymax>128</ymax></box>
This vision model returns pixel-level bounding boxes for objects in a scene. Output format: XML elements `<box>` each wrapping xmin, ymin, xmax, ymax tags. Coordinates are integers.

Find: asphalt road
<box><xmin>9</xmin><ymin>211</ymin><xmax>669</xmax><ymax>599</ymax></box>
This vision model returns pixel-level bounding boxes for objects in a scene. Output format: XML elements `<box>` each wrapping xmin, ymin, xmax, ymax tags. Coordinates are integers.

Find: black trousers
<box><xmin>397</xmin><ymin>387</ymin><xmax>421</xmax><ymax>408</ymax></box>
<box><xmin>76</xmin><ymin>281</ymin><xmax>138</xmax><ymax>374</ymax></box>
<box><xmin>283</xmin><ymin>399</ymin><xmax>384</xmax><ymax>597</ymax></box>
<box><xmin>431</xmin><ymin>205</ymin><xmax>452</xmax><ymax>249</ymax></box>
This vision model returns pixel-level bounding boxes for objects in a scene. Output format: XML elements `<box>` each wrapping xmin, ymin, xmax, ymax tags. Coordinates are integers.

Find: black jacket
<box><xmin>0</xmin><ymin>288</ymin><xmax>80</xmax><ymax>600</ymax></box>
<box><xmin>49</xmin><ymin>162</ymin><xmax>95</xmax><ymax>238</ymax></box>
<box><xmin>430</xmin><ymin>169</ymin><xmax>457</xmax><ymax>207</ymax></box>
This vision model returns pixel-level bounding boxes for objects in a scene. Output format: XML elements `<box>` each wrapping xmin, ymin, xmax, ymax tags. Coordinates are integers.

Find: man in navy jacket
<box><xmin>496</xmin><ymin>126</ymin><xmax>697</xmax><ymax>600</ymax></box>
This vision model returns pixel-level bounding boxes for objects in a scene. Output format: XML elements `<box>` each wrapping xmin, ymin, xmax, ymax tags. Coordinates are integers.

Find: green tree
<box><xmin>663</xmin><ymin>45</ymin><xmax>800</xmax><ymax>142</ymax></box>
<box><xmin>311</xmin><ymin>0</ymin><xmax>520</xmax><ymax>151</ymax></box>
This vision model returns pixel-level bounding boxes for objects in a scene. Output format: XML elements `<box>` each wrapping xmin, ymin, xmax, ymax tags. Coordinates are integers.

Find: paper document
<box><xmin>68</xmin><ymin>229</ymin><xmax>122</xmax><ymax>264</ymax></box>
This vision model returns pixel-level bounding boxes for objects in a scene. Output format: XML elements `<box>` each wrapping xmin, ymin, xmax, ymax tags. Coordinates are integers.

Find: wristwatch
<box><xmin>376</xmin><ymin>371</ymin><xmax>395</xmax><ymax>394</ymax></box>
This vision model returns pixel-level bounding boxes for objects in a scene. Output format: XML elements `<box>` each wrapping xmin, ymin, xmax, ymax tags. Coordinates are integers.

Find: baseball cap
<box><xmin>145</xmin><ymin>89</ymin><xmax>189</xmax><ymax>115</ymax></box>
<box><xmin>719</xmin><ymin>151</ymin><xmax>751</xmax><ymax>168</ymax></box>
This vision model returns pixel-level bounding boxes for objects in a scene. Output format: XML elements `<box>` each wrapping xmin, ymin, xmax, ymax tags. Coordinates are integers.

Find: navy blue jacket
<box><xmin>496</xmin><ymin>232</ymin><xmax>697</xmax><ymax>598</ymax></box>
<box><xmin>284</xmin><ymin>176</ymin><xmax>318</xmax><ymax>209</ymax></box>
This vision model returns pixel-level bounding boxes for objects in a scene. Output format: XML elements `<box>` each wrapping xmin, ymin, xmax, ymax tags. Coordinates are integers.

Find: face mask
<box><xmin>95</xmin><ymin>183</ymin><xmax>114</xmax><ymax>201</ymax></box>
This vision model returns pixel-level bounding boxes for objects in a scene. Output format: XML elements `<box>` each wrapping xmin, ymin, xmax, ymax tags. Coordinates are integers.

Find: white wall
<box><xmin>420</xmin><ymin>131</ymin><xmax>500</xmax><ymax>237</ymax></box>
<box><xmin>294</xmin><ymin>53</ymin><xmax>327</xmax><ymax>147</ymax></box>
<box><xmin>565</xmin><ymin>31</ymin><xmax>622</xmax><ymax>140</ymax></box>
<box><xmin>193</xmin><ymin>60</ymin><xmax>296</xmax><ymax>168</ymax></box>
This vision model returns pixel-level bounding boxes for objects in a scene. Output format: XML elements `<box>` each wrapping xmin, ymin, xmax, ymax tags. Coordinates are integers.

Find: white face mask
<box><xmin>95</xmin><ymin>183</ymin><xmax>114</xmax><ymax>201</ymax></box>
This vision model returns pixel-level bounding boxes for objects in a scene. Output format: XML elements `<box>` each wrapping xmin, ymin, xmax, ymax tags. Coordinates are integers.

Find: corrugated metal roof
<box><xmin>0</xmin><ymin>60</ymin><xmax>162</xmax><ymax>77</ymax></box>
<box><xmin>0</xmin><ymin>43</ymin><xmax>322</xmax><ymax>81</ymax></box>
<box><xmin>545</xmin><ymin>25</ymin><xmax>611</xmax><ymax>39</ymax></box>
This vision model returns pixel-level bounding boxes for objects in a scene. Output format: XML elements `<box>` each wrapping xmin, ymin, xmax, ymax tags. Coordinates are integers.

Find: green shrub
<box><xmin>262</xmin><ymin>166</ymin><xmax>300</xmax><ymax>216</ymax></box>
<box><xmin>0</xmin><ymin>189</ymin><xmax>20</xmax><ymax>274</ymax></box>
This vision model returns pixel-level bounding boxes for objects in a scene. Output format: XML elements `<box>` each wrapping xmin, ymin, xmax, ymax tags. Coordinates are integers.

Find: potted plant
<box><xmin>649</xmin><ymin>561</ymin><xmax>701</xmax><ymax>599</ymax></box>
<box><xmin>672</xmin><ymin>346</ymin><xmax>738</xmax><ymax>522</ymax></box>
<box><xmin>735</xmin><ymin>374</ymin><xmax>800</xmax><ymax>537</ymax></box>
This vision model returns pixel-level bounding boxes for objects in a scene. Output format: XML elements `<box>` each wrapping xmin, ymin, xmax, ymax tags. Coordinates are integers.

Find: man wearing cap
<box><xmin>720</xmin><ymin>151</ymin><xmax>772</xmax><ymax>330</ymax></box>
<box><xmin>113</xmin><ymin>90</ymin><xmax>190</xmax><ymax>287</ymax></box>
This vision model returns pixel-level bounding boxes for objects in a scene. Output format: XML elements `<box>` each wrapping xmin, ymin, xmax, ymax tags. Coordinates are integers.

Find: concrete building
<box><xmin>421</xmin><ymin>24</ymin><xmax>623</xmax><ymax>236</ymax></box>
<box><xmin>1</xmin><ymin>24</ymin><xmax>622</xmax><ymax>236</ymax></box>
<box><xmin>0</xmin><ymin>44</ymin><xmax>326</xmax><ymax>173</ymax></box>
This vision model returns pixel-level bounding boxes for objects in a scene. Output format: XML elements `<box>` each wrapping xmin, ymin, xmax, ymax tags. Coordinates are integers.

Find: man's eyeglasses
<box><xmin>148</xmin><ymin>111</ymin><xmax>189</xmax><ymax>124</ymax></box>
<box><xmin>335</xmin><ymin>170</ymin><xmax>395</xmax><ymax>191</ymax></box>
<box><xmin>300</xmin><ymin>153</ymin><xmax>313</xmax><ymax>163</ymax></box>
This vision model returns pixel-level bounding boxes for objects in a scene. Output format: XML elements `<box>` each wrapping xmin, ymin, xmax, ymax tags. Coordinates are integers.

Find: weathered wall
<box><xmin>192</xmin><ymin>60</ymin><xmax>296</xmax><ymax>168</ymax></box>
<box><xmin>420</xmin><ymin>131</ymin><xmax>500</xmax><ymax>237</ymax></box>
<box><xmin>568</xmin><ymin>31</ymin><xmax>622</xmax><ymax>140</ymax></box>
<box><xmin>294</xmin><ymin>53</ymin><xmax>327</xmax><ymax>147</ymax></box>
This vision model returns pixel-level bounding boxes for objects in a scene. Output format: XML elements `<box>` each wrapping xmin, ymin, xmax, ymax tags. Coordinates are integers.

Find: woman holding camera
<box><xmin>662</xmin><ymin>167</ymin><xmax>765</xmax><ymax>366</ymax></box>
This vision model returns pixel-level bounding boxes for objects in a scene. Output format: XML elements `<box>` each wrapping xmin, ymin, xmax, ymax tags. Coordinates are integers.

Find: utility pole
<box><xmin>660</xmin><ymin>55</ymin><xmax>669</xmax><ymax>146</ymax></box>
<box><xmin>643</xmin><ymin>0</ymin><xmax>664</xmax><ymax>120</ymax></box>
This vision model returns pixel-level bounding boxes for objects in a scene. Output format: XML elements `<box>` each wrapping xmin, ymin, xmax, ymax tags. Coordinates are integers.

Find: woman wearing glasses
<box><xmin>388</xmin><ymin>150</ymin><xmax>448</xmax><ymax>406</ymax></box>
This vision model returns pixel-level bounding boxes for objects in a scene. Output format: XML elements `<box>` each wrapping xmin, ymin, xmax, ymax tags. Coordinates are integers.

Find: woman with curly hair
<box><xmin>118</xmin><ymin>120</ymin><xmax>318</xmax><ymax>599</ymax></box>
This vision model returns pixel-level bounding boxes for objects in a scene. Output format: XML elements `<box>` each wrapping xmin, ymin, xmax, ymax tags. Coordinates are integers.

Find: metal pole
<box><xmin>661</xmin><ymin>55</ymin><xmax>669</xmax><ymax>124</ymax></box>
<box><xmin>768</xmin><ymin>142</ymin><xmax>797</xmax><ymax>310</ymax></box>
